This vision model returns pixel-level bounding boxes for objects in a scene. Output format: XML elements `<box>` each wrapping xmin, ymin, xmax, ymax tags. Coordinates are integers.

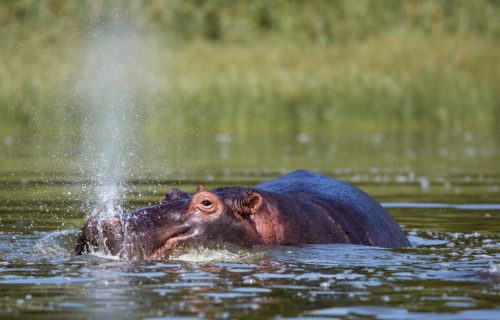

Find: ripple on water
<box><xmin>171</xmin><ymin>246</ymin><xmax>266</xmax><ymax>262</ymax></box>
<box><xmin>0</xmin><ymin>276</ymin><xmax>97</xmax><ymax>285</ymax></box>
<box><xmin>307</xmin><ymin>306</ymin><xmax>500</xmax><ymax>320</ymax></box>
<box><xmin>0</xmin><ymin>208</ymin><xmax>499</xmax><ymax>319</ymax></box>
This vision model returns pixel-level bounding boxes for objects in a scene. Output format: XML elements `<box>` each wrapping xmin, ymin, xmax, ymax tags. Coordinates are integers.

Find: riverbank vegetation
<box><xmin>1</xmin><ymin>0</ymin><xmax>499</xmax><ymax>136</ymax></box>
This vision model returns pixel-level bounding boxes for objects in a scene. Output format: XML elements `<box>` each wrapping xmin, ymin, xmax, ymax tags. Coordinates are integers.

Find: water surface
<box><xmin>0</xmin><ymin>160</ymin><xmax>499</xmax><ymax>319</ymax></box>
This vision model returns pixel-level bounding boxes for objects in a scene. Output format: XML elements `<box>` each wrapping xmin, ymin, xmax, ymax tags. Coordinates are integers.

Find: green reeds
<box><xmin>1</xmin><ymin>0</ymin><xmax>499</xmax><ymax>136</ymax></box>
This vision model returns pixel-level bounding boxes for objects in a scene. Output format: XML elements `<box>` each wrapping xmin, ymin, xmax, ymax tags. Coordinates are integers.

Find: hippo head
<box><xmin>75</xmin><ymin>186</ymin><xmax>273</xmax><ymax>260</ymax></box>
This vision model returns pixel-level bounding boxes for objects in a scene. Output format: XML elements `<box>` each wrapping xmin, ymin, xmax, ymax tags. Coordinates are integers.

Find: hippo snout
<box><xmin>75</xmin><ymin>216</ymin><xmax>125</xmax><ymax>256</ymax></box>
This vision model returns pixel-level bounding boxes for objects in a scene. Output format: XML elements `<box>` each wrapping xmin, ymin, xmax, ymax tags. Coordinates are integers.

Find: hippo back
<box><xmin>254</xmin><ymin>170</ymin><xmax>409</xmax><ymax>247</ymax></box>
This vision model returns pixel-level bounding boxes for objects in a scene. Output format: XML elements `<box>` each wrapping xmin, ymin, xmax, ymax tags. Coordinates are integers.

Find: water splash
<box><xmin>77</xmin><ymin>13</ymin><xmax>152</xmax><ymax>218</ymax></box>
<box><xmin>33</xmin><ymin>229</ymin><xmax>81</xmax><ymax>257</ymax></box>
<box><xmin>171</xmin><ymin>246</ymin><xmax>266</xmax><ymax>262</ymax></box>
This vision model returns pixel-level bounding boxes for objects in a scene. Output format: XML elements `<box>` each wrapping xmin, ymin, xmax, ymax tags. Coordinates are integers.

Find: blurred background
<box><xmin>1</xmin><ymin>0</ymin><xmax>499</xmax><ymax>181</ymax></box>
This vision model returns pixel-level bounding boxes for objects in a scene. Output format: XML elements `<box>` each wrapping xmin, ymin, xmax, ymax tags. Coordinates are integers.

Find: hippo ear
<box><xmin>196</xmin><ymin>185</ymin><xmax>205</xmax><ymax>193</ymax></box>
<box><xmin>243</xmin><ymin>192</ymin><xmax>263</xmax><ymax>214</ymax></box>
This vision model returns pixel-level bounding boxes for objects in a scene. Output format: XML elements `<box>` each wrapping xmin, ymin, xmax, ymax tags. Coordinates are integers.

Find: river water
<box><xmin>0</xmin><ymin>130</ymin><xmax>499</xmax><ymax>319</ymax></box>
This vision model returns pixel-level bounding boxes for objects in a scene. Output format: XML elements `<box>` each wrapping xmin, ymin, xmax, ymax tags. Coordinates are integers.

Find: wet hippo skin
<box><xmin>76</xmin><ymin>170</ymin><xmax>410</xmax><ymax>260</ymax></box>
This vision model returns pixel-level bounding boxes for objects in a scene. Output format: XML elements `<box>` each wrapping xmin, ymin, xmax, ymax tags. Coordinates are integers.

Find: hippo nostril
<box><xmin>101</xmin><ymin>217</ymin><xmax>122</xmax><ymax>235</ymax></box>
<box><xmin>99</xmin><ymin>217</ymin><xmax>125</xmax><ymax>256</ymax></box>
<box><xmin>75</xmin><ymin>217</ymin><xmax>99</xmax><ymax>255</ymax></box>
<box><xmin>75</xmin><ymin>216</ymin><xmax>125</xmax><ymax>256</ymax></box>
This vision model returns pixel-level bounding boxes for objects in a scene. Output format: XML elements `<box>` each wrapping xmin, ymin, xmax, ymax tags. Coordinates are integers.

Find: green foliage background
<box><xmin>1</xmin><ymin>0</ymin><xmax>499</xmax><ymax>142</ymax></box>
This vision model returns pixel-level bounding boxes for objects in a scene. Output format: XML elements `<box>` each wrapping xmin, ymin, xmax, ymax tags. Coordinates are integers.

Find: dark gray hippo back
<box><xmin>255</xmin><ymin>170</ymin><xmax>410</xmax><ymax>247</ymax></box>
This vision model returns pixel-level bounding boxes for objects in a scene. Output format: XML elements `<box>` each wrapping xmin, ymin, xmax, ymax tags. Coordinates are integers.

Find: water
<box><xmin>76</xmin><ymin>13</ymin><xmax>158</xmax><ymax>219</ymax></box>
<box><xmin>0</xmin><ymin>165</ymin><xmax>499</xmax><ymax>319</ymax></box>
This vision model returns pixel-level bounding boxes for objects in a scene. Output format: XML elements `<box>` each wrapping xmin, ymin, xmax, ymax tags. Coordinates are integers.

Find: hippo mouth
<box><xmin>149</xmin><ymin>227</ymin><xmax>195</xmax><ymax>260</ymax></box>
<box><xmin>76</xmin><ymin>215</ymin><xmax>196</xmax><ymax>260</ymax></box>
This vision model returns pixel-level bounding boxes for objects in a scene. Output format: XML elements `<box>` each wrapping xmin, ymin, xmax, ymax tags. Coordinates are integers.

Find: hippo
<box><xmin>75</xmin><ymin>170</ymin><xmax>410</xmax><ymax>260</ymax></box>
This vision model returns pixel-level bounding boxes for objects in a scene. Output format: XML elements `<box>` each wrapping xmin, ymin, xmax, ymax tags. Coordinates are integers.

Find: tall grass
<box><xmin>0</xmin><ymin>0</ymin><xmax>499</xmax><ymax>136</ymax></box>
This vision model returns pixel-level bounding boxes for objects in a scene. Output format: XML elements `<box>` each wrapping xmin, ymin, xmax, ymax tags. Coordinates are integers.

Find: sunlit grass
<box><xmin>0</xmin><ymin>0</ymin><xmax>499</xmax><ymax>136</ymax></box>
<box><xmin>1</xmin><ymin>35</ymin><xmax>499</xmax><ymax>136</ymax></box>
<box><xmin>146</xmin><ymin>34</ymin><xmax>500</xmax><ymax>135</ymax></box>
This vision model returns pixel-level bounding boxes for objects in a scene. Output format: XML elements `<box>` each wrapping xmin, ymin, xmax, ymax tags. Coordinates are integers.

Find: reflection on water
<box><xmin>0</xmin><ymin>172</ymin><xmax>499</xmax><ymax>319</ymax></box>
<box><xmin>2</xmin><ymin>129</ymin><xmax>499</xmax><ymax>181</ymax></box>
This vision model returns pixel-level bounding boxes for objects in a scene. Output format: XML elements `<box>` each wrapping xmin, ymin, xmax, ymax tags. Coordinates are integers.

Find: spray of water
<box><xmin>78</xmin><ymin>13</ymin><xmax>153</xmax><ymax>219</ymax></box>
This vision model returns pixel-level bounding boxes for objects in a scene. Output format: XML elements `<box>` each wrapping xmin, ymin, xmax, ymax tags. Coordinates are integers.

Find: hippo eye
<box><xmin>195</xmin><ymin>196</ymin><xmax>217</xmax><ymax>214</ymax></box>
<box><xmin>201</xmin><ymin>200</ymin><xmax>213</xmax><ymax>207</ymax></box>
